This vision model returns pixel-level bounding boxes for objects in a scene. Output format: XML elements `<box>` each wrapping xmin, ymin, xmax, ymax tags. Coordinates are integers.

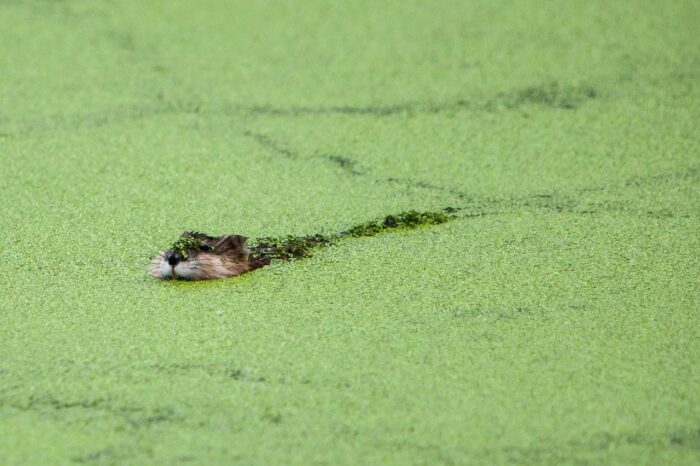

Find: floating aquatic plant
<box><xmin>169</xmin><ymin>236</ymin><xmax>203</xmax><ymax>259</ymax></box>
<box><xmin>341</xmin><ymin>209</ymin><xmax>454</xmax><ymax>238</ymax></box>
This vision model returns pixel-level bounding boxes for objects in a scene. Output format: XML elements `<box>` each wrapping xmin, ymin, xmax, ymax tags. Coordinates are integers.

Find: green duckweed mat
<box><xmin>1</xmin><ymin>1</ymin><xmax>699</xmax><ymax>464</ymax></box>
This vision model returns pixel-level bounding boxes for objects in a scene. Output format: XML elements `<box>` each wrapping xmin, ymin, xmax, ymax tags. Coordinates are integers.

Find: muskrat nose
<box><xmin>165</xmin><ymin>251</ymin><xmax>181</xmax><ymax>266</ymax></box>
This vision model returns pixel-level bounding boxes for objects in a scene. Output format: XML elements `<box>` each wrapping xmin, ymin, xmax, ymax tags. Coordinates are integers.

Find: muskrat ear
<box><xmin>216</xmin><ymin>235</ymin><xmax>249</xmax><ymax>257</ymax></box>
<box><xmin>231</xmin><ymin>235</ymin><xmax>248</xmax><ymax>248</ymax></box>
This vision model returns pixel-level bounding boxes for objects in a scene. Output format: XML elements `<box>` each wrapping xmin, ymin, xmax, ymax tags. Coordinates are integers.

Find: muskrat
<box><xmin>149</xmin><ymin>231</ymin><xmax>326</xmax><ymax>280</ymax></box>
<box><xmin>149</xmin><ymin>210</ymin><xmax>455</xmax><ymax>281</ymax></box>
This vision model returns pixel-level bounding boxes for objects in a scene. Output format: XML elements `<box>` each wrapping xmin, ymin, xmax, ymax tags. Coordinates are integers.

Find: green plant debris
<box><xmin>341</xmin><ymin>209</ymin><xmax>455</xmax><ymax>238</ymax></box>
<box><xmin>247</xmin><ymin>209</ymin><xmax>457</xmax><ymax>265</ymax></box>
<box><xmin>250</xmin><ymin>234</ymin><xmax>331</xmax><ymax>262</ymax></box>
<box><xmin>169</xmin><ymin>236</ymin><xmax>204</xmax><ymax>258</ymax></box>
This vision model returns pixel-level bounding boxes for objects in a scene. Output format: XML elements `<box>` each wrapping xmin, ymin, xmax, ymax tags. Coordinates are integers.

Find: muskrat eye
<box><xmin>199</xmin><ymin>244</ymin><xmax>212</xmax><ymax>252</ymax></box>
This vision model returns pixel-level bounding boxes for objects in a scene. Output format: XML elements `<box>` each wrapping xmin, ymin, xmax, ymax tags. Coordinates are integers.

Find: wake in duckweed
<box><xmin>149</xmin><ymin>209</ymin><xmax>457</xmax><ymax>280</ymax></box>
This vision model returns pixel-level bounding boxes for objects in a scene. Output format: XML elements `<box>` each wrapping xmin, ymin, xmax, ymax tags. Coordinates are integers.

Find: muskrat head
<box><xmin>149</xmin><ymin>231</ymin><xmax>251</xmax><ymax>280</ymax></box>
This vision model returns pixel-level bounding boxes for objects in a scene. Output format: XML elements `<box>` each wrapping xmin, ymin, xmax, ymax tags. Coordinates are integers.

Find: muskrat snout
<box><xmin>165</xmin><ymin>251</ymin><xmax>182</xmax><ymax>266</ymax></box>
